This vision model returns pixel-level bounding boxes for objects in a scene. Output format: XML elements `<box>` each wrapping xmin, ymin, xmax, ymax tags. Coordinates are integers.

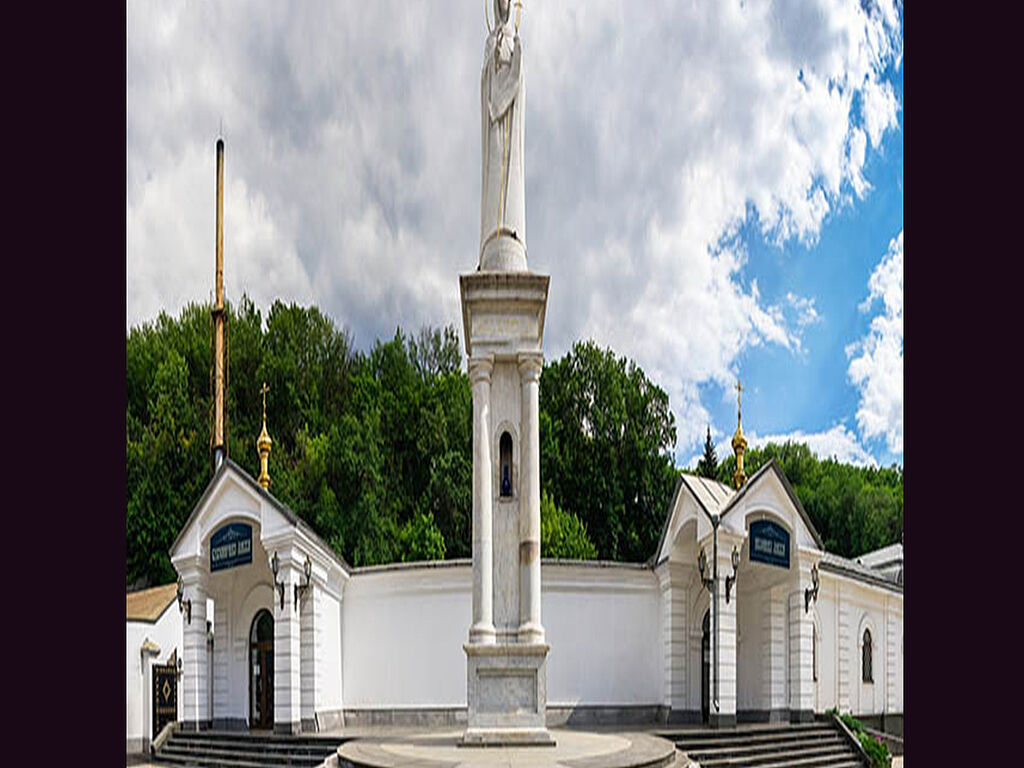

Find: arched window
<box><xmin>862</xmin><ymin>628</ymin><xmax>873</xmax><ymax>683</ymax></box>
<box><xmin>500</xmin><ymin>432</ymin><xmax>513</xmax><ymax>497</ymax></box>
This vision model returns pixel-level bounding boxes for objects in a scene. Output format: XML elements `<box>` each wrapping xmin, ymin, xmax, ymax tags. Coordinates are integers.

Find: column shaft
<box><xmin>518</xmin><ymin>354</ymin><xmax>543</xmax><ymax>643</ymax></box>
<box><xmin>469</xmin><ymin>357</ymin><xmax>496</xmax><ymax>644</ymax></box>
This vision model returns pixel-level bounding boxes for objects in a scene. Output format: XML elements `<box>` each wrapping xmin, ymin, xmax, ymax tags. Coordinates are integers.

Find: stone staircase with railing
<box><xmin>152</xmin><ymin>730</ymin><xmax>348</xmax><ymax>768</ymax></box>
<box><xmin>661</xmin><ymin>720</ymin><xmax>868</xmax><ymax>768</ymax></box>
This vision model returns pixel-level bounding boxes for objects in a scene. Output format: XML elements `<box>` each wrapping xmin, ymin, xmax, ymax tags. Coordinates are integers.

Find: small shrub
<box><xmin>859</xmin><ymin>732</ymin><xmax>891</xmax><ymax>768</ymax></box>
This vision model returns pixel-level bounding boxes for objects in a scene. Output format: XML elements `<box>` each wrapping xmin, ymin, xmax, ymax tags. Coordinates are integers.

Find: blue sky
<box><xmin>705</xmin><ymin>64</ymin><xmax>903</xmax><ymax>468</ymax></box>
<box><xmin>127</xmin><ymin>1</ymin><xmax>904</xmax><ymax>471</ymax></box>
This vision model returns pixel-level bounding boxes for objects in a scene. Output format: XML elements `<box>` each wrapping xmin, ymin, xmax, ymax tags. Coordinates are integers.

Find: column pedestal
<box><xmin>461</xmin><ymin>271</ymin><xmax>551</xmax><ymax>746</ymax></box>
<box><xmin>463</xmin><ymin>642</ymin><xmax>553</xmax><ymax>746</ymax></box>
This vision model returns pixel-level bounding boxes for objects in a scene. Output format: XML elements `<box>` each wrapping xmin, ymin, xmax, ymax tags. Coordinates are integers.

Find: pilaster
<box><xmin>212</xmin><ymin>587</ymin><xmax>230</xmax><ymax>724</ymax></box>
<box><xmin>181</xmin><ymin>570</ymin><xmax>209</xmax><ymax>730</ymax></box>
<box><xmin>273</xmin><ymin>555</ymin><xmax>302</xmax><ymax>734</ymax></box>
<box><xmin>788</xmin><ymin>563</ymin><xmax>815</xmax><ymax>722</ymax></box>
<box><xmin>710</xmin><ymin>546</ymin><xmax>737</xmax><ymax>727</ymax></box>
<box><xmin>837</xmin><ymin>585</ymin><xmax>851</xmax><ymax>712</ymax></box>
<box><xmin>761</xmin><ymin>586</ymin><xmax>787</xmax><ymax>718</ymax></box>
<box><xmin>301</xmin><ymin>580</ymin><xmax>323</xmax><ymax>731</ymax></box>
<box><xmin>885</xmin><ymin>600</ymin><xmax>899</xmax><ymax>713</ymax></box>
<box><xmin>658</xmin><ymin>561</ymin><xmax>689</xmax><ymax>717</ymax></box>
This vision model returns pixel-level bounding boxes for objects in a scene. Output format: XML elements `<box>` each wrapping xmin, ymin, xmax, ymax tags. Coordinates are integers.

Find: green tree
<box><xmin>715</xmin><ymin>441</ymin><xmax>902</xmax><ymax>559</ymax></box>
<box><xmin>540</xmin><ymin>491</ymin><xmax>598</xmax><ymax>560</ymax></box>
<box><xmin>696</xmin><ymin>426</ymin><xmax>718</xmax><ymax>478</ymax></box>
<box><xmin>399</xmin><ymin>512</ymin><xmax>447</xmax><ymax>562</ymax></box>
<box><xmin>539</xmin><ymin>340</ymin><xmax>677</xmax><ymax>562</ymax></box>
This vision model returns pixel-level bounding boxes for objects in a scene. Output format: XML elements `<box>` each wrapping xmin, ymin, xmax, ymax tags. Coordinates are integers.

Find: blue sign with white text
<box><xmin>210</xmin><ymin>522</ymin><xmax>253</xmax><ymax>572</ymax></box>
<box><xmin>749</xmin><ymin>520</ymin><xmax>789</xmax><ymax>569</ymax></box>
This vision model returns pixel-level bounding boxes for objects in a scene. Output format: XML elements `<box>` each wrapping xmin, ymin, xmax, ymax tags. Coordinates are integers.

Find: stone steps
<box><xmin>152</xmin><ymin>730</ymin><xmax>346</xmax><ymax>768</ymax></box>
<box><xmin>664</xmin><ymin>721</ymin><xmax>866</xmax><ymax>768</ymax></box>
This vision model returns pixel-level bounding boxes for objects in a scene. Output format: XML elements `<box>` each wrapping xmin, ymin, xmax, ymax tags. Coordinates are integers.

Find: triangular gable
<box><xmin>719</xmin><ymin>459</ymin><xmax>824</xmax><ymax>551</ymax></box>
<box><xmin>651</xmin><ymin>472</ymin><xmax>737</xmax><ymax>565</ymax></box>
<box><xmin>169</xmin><ymin>458</ymin><xmax>350</xmax><ymax>574</ymax></box>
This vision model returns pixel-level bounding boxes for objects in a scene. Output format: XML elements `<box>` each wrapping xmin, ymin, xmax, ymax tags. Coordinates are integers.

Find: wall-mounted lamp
<box><xmin>176</xmin><ymin>576</ymin><xmax>192</xmax><ymax>624</ymax></box>
<box><xmin>725</xmin><ymin>546</ymin><xmax>740</xmax><ymax>604</ymax></box>
<box><xmin>294</xmin><ymin>555</ymin><xmax>312</xmax><ymax>608</ymax></box>
<box><xmin>271</xmin><ymin>552</ymin><xmax>286</xmax><ymax>610</ymax></box>
<box><xmin>697</xmin><ymin>548</ymin><xmax>714</xmax><ymax>593</ymax></box>
<box><xmin>804</xmin><ymin>563</ymin><xmax>820</xmax><ymax>613</ymax></box>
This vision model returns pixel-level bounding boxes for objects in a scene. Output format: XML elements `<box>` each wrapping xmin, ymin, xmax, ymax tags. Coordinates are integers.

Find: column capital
<box><xmin>517</xmin><ymin>352</ymin><xmax>544</xmax><ymax>382</ymax></box>
<box><xmin>468</xmin><ymin>355</ymin><xmax>494</xmax><ymax>384</ymax></box>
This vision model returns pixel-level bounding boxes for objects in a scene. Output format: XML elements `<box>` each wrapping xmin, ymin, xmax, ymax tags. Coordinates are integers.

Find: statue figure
<box><xmin>480</xmin><ymin>0</ymin><xmax>527</xmax><ymax>271</ymax></box>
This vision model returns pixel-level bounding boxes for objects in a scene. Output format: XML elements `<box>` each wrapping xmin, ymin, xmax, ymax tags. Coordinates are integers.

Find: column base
<box><xmin>517</xmin><ymin>621</ymin><xmax>545</xmax><ymax>644</ymax></box>
<box><xmin>274</xmin><ymin>721</ymin><xmax>302</xmax><ymax>735</ymax></box>
<box><xmin>709</xmin><ymin>712</ymin><xmax>737</xmax><ymax>728</ymax></box>
<box><xmin>469</xmin><ymin>622</ymin><xmax>497</xmax><ymax>644</ymax></box>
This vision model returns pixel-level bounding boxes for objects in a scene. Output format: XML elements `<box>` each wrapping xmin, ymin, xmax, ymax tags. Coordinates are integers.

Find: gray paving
<box><xmin>336</xmin><ymin>728</ymin><xmax>677</xmax><ymax>768</ymax></box>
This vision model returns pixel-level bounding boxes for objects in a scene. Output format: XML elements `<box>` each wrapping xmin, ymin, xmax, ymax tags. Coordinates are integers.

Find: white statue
<box><xmin>480</xmin><ymin>0</ymin><xmax>527</xmax><ymax>271</ymax></box>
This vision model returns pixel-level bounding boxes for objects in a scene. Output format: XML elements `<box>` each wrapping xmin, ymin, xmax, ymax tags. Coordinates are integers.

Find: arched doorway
<box><xmin>249</xmin><ymin>609</ymin><xmax>274</xmax><ymax>730</ymax></box>
<box><xmin>701</xmin><ymin>609</ymin><xmax>710</xmax><ymax>724</ymax></box>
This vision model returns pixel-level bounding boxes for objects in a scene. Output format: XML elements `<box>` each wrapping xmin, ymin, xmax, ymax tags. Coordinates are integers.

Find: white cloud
<box><xmin>847</xmin><ymin>230</ymin><xmax>903</xmax><ymax>454</ymax></box>
<box><xmin>697</xmin><ymin>422</ymin><xmax>878</xmax><ymax>470</ymax></box>
<box><xmin>127</xmin><ymin>0</ymin><xmax>902</xmax><ymax>457</ymax></box>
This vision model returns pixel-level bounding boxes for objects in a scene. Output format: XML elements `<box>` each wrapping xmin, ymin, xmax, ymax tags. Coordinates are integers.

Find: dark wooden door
<box><xmin>250</xmin><ymin>642</ymin><xmax>273</xmax><ymax>729</ymax></box>
<box><xmin>250</xmin><ymin>609</ymin><xmax>274</xmax><ymax>730</ymax></box>
<box><xmin>153</xmin><ymin>662</ymin><xmax>177</xmax><ymax>736</ymax></box>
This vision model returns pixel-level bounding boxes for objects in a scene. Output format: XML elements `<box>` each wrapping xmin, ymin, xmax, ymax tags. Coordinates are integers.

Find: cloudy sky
<box><xmin>127</xmin><ymin>0</ymin><xmax>903</xmax><ymax>469</ymax></box>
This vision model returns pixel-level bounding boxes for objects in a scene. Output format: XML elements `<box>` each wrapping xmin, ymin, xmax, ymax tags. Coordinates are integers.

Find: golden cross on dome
<box><xmin>261</xmin><ymin>382</ymin><xmax>269</xmax><ymax>423</ymax></box>
<box><xmin>735</xmin><ymin>379</ymin><xmax>743</xmax><ymax>423</ymax></box>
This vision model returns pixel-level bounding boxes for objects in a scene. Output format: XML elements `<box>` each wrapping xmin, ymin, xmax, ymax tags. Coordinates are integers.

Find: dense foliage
<box><xmin>713</xmin><ymin>442</ymin><xmax>903</xmax><ymax>560</ymax></box>
<box><xmin>538</xmin><ymin>340</ymin><xmax>679</xmax><ymax>562</ymax></box>
<box><xmin>540</xmin><ymin>492</ymin><xmax>598</xmax><ymax>560</ymax></box>
<box><xmin>127</xmin><ymin>300</ymin><xmax>902</xmax><ymax>589</ymax></box>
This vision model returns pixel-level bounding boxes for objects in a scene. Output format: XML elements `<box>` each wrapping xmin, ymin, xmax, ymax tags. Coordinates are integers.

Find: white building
<box><xmin>126</xmin><ymin>454</ymin><xmax>902</xmax><ymax>750</ymax></box>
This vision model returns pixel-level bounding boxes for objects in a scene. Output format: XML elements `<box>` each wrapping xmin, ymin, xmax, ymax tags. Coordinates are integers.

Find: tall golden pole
<box><xmin>212</xmin><ymin>138</ymin><xmax>227</xmax><ymax>468</ymax></box>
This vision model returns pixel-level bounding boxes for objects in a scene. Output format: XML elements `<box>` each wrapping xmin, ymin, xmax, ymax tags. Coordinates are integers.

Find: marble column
<box><xmin>518</xmin><ymin>353</ymin><xmax>544</xmax><ymax>643</ymax></box>
<box><xmin>181</xmin><ymin>571</ymin><xmax>209</xmax><ymax>730</ymax></box>
<box><xmin>274</xmin><ymin>556</ymin><xmax>302</xmax><ymax>734</ymax></box>
<box><xmin>469</xmin><ymin>356</ymin><xmax>496</xmax><ymax>645</ymax></box>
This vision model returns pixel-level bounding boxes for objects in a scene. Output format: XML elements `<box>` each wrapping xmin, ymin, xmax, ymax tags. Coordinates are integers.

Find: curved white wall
<box><xmin>341</xmin><ymin>561</ymin><xmax>662</xmax><ymax>711</ymax></box>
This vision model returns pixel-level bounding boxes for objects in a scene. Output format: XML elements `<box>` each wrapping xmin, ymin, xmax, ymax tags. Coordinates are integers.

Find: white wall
<box><xmin>818</xmin><ymin>570</ymin><xmax>901</xmax><ymax>717</ymax></box>
<box><xmin>543</xmin><ymin>563</ymin><xmax>661</xmax><ymax>707</ymax></box>
<box><xmin>126</xmin><ymin>604</ymin><xmax>183</xmax><ymax>751</ymax></box>
<box><xmin>341</xmin><ymin>561</ymin><xmax>663</xmax><ymax>710</ymax></box>
<box><xmin>343</xmin><ymin>562</ymin><xmax>471</xmax><ymax>708</ymax></box>
<box><xmin>320</xmin><ymin>589</ymin><xmax>344</xmax><ymax>711</ymax></box>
